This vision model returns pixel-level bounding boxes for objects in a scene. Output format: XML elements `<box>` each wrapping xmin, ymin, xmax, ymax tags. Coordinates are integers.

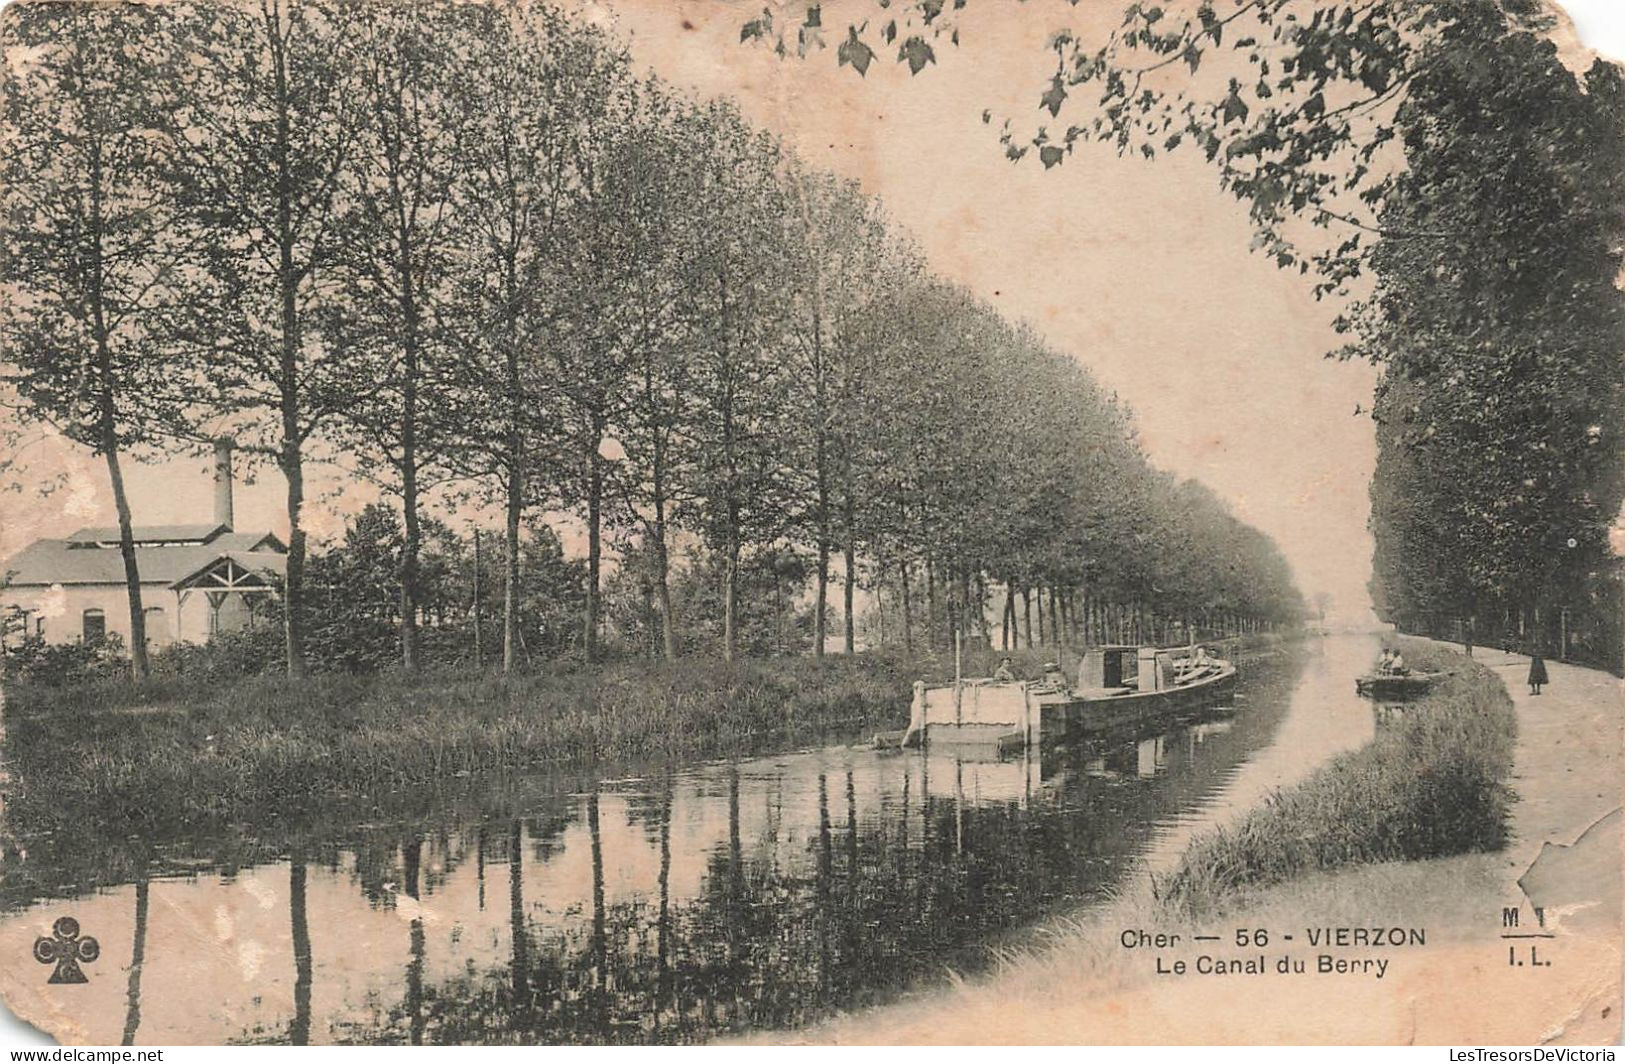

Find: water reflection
<box><xmin>120</xmin><ymin>875</ymin><xmax>148</xmax><ymax>1046</ymax></box>
<box><xmin>290</xmin><ymin>858</ymin><xmax>311</xmax><ymax>1046</ymax></box>
<box><xmin>0</xmin><ymin>638</ymin><xmax>1387</xmax><ymax>1044</ymax></box>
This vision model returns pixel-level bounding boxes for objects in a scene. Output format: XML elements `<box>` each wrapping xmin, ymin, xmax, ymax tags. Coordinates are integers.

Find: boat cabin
<box><xmin>1078</xmin><ymin>645</ymin><xmax>1177</xmax><ymax>694</ymax></box>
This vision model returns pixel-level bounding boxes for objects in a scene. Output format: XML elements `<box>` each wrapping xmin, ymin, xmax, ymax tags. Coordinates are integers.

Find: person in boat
<box><xmin>1388</xmin><ymin>649</ymin><xmax>1408</xmax><ymax>675</ymax></box>
<box><xmin>992</xmin><ymin>657</ymin><xmax>1017</xmax><ymax>682</ymax></box>
<box><xmin>1375</xmin><ymin>649</ymin><xmax>1395</xmax><ymax>674</ymax></box>
<box><xmin>1040</xmin><ymin>661</ymin><xmax>1068</xmax><ymax>692</ymax></box>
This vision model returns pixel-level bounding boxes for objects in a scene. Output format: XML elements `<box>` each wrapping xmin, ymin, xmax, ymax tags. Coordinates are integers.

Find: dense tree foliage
<box><xmin>1361</xmin><ymin>19</ymin><xmax>1624</xmax><ymax>668</ymax></box>
<box><xmin>303</xmin><ymin>505</ymin><xmax>585</xmax><ymax>672</ymax></box>
<box><xmin>2</xmin><ymin>0</ymin><xmax>1303</xmax><ymax>676</ymax></box>
<box><xmin>773</xmin><ymin>0</ymin><xmax>1624</xmax><ymax>668</ymax></box>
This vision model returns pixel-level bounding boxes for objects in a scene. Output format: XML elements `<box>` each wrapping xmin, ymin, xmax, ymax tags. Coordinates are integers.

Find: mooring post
<box><xmin>1023</xmin><ymin>684</ymin><xmax>1036</xmax><ymax>747</ymax></box>
<box><xmin>904</xmin><ymin>681</ymin><xmax>927</xmax><ymax>749</ymax></box>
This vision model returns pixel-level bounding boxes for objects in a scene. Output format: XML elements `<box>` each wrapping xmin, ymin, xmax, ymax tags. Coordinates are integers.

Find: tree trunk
<box><xmin>86</xmin><ymin>138</ymin><xmax>147</xmax><ymax>679</ymax></box>
<box><xmin>651</xmin><ymin>443</ymin><xmax>678</xmax><ymax>662</ymax></box>
<box><xmin>813</xmin><ymin>432</ymin><xmax>830</xmax><ymax>657</ymax></box>
<box><xmin>398</xmin><ymin>426</ymin><xmax>420</xmax><ymax>672</ymax></box>
<box><xmin>899</xmin><ymin>560</ymin><xmax>914</xmax><ymax>653</ymax></box>
<box><xmin>396</xmin><ymin>222</ymin><xmax>422</xmax><ymax>673</ymax></box>
<box><xmin>101</xmin><ymin>438</ymin><xmax>149</xmax><ymax>679</ymax></box>
<box><xmin>1021</xmin><ymin>587</ymin><xmax>1033</xmax><ymax>648</ymax></box>
<box><xmin>925</xmin><ymin>559</ymin><xmax>939</xmax><ymax>649</ymax></box>
<box><xmin>875</xmin><ymin>567</ymin><xmax>888</xmax><ymax>648</ymax></box>
<box><xmin>722</xmin><ymin>538</ymin><xmax>739</xmax><ymax>663</ymax></box>
<box><xmin>843</xmin><ymin>521</ymin><xmax>857</xmax><ymax>655</ymax></box>
<box><xmin>400</xmin><ymin>459</ymin><xmax>421</xmax><ymax>672</ymax></box>
<box><xmin>971</xmin><ymin>573</ymin><xmax>987</xmax><ymax>646</ymax></box>
<box><xmin>650</xmin><ymin>533</ymin><xmax>677</xmax><ymax>663</ymax></box>
<box><xmin>498</xmin><ymin>245</ymin><xmax>524</xmax><ymax>673</ymax></box>
<box><xmin>281</xmin><ymin>438</ymin><xmax>308</xmax><ymax>678</ymax></box>
<box><xmin>583</xmin><ymin>437</ymin><xmax>603</xmax><ymax>663</ymax></box>
<box><xmin>503</xmin><ymin>465</ymin><xmax>522</xmax><ymax>672</ymax></box>
<box><xmin>472</xmin><ymin>529</ymin><xmax>482</xmax><ymax>665</ymax></box>
<box><xmin>272</xmin><ymin>36</ymin><xmax>308</xmax><ymax>680</ymax></box>
<box><xmin>815</xmin><ymin>534</ymin><xmax>830</xmax><ymax>658</ymax></box>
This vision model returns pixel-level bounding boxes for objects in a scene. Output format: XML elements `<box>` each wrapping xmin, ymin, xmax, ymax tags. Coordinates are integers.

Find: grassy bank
<box><xmin>0</xmin><ymin>633</ymin><xmax>1292</xmax><ymax>883</ymax></box>
<box><xmin>1156</xmin><ymin>639</ymin><xmax>1516</xmax><ymax>914</ymax></box>
<box><xmin>2</xmin><ymin>653</ymin><xmax>921</xmax><ymax>830</ymax></box>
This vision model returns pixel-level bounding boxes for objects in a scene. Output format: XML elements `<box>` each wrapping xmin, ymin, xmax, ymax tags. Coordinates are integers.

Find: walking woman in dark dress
<box><xmin>1528</xmin><ymin>651</ymin><xmax>1549</xmax><ymax>695</ymax></box>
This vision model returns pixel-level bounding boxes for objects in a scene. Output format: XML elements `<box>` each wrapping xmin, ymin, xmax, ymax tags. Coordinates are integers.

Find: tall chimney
<box><xmin>212</xmin><ymin>438</ymin><xmax>235</xmax><ymax>530</ymax></box>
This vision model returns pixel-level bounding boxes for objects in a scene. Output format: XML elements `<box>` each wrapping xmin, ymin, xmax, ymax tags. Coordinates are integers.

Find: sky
<box><xmin>3</xmin><ymin>0</ymin><xmax>1617</xmax><ymax>625</ymax></box>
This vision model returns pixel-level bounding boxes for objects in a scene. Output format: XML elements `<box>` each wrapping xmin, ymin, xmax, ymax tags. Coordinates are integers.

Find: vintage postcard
<box><xmin>0</xmin><ymin>0</ymin><xmax>1620</xmax><ymax>1048</ymax></box>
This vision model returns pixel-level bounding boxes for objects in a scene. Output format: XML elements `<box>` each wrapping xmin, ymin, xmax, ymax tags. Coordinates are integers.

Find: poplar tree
<box><xmin>165</xmin><ymin>0</ymin><xmax>361</xmax><ymax>677</ymax></box>
<box><xmin>1</xmin><ymin>3</ymin><xmax>183</xmax><ymax>678</ymax></box>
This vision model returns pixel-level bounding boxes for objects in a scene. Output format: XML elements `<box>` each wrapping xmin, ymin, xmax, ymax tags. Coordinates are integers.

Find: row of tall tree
<box><xmin>1</xmin><ymin>0</ymin><xmax>1303</xmax><ymax>680</ymax></box>
<box><xmin>777</xmin><ymin>0</ymin><xmax>1623</xmax><ymax>672</ymax></box>
<box><xmin>1361</xmin><ymin>14</ymin><xmax>1625</xmax><ymax>670</ymax></box>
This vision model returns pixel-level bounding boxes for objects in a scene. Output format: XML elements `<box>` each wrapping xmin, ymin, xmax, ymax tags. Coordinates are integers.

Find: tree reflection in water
<box><xmin>366</xmin><ymin>675</ymin><xmax>1296</xmax><ymax>1044</ymax></box>
<box><xmin>121</xmin><ymin>873</ymin><xmax>149</xmax><ymax>1046</ymax></box>
<box><xmin>0</xmin><ymin>650</ymin><xmax>1316</xmax><ymax>1045</ymax></box>
<box><xmin>289</xmin><ymin>856</ymin><xmax>312</xmax><ymax>1045</ymax></box>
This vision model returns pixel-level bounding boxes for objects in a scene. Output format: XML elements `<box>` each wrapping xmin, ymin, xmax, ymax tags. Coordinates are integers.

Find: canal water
<box><xmin>0</xmin><ymin>635</ymin><xmax>1380</xmax><ymax>1044</ymax></box>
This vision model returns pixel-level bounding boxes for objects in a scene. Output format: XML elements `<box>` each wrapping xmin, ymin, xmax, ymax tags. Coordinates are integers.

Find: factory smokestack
<box><xmin>213</xmin><ymin>438</ymin><xmax>234</xmax><ymax>530</ymax></box>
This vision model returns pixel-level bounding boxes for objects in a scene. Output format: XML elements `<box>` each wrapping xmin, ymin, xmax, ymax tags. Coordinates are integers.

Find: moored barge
<box><xmin>896</xmin><ymin>645</ymin><xmax>1238</xmax><ymax>752</ymax></box>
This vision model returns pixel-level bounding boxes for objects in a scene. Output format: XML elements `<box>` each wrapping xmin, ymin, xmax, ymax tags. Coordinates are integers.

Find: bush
<box><xmin>3</xmin><ymin>632</ymin><xmax>131</xmax><ymax>687</ymax></box>
<box><xmin>152</xmin><ymin>626</ymin><xmax>284</xmax><ymax>679</ymax></box>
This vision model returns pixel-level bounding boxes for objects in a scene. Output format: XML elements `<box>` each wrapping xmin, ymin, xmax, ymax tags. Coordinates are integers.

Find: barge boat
<box><xmin>895</xmin><ymin>644</ymin><xmax>1238</xmax><ymax>752</ymax></box>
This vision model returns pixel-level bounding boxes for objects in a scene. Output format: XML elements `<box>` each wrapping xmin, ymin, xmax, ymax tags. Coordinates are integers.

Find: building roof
<box><xmin>66</xmin><ymin>523</ymin><xmax>228</xmax><ymax>545</ymax></box>
<box><xmin>1</xmin><ymin>528</ymin><xmax>286</xmax><ymax>588</ymax></box>
<box><xmin>168</xmin><ymin>551</ymin><xmax>287</xmax><ymax>591</ymax></box>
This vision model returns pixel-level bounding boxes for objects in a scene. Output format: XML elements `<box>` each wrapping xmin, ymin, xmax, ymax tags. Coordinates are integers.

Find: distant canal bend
<box><xmin>0</xmin><ymin>636</ymin><xmax>1385</xmax><ymax>1044</ymax></box>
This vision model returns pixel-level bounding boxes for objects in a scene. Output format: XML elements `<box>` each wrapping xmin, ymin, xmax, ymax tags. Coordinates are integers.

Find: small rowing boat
<box><xmin>1354</xmin><ymin>672</ymin><xmax>1446</xmax><ymax>699</ymax></box>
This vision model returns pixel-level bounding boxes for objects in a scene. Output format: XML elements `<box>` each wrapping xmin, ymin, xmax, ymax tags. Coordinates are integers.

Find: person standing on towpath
<box><xmin>1527</xmin><ymin>651</ymin><xmax>1548</xmax><ymax>695</ymax></box>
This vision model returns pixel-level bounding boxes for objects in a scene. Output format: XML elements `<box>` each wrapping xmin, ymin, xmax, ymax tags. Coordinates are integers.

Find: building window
<box><xmin>82</xmin><ymin>608</ymin><xmax>106</xmax><ymax>644</ymax></box>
